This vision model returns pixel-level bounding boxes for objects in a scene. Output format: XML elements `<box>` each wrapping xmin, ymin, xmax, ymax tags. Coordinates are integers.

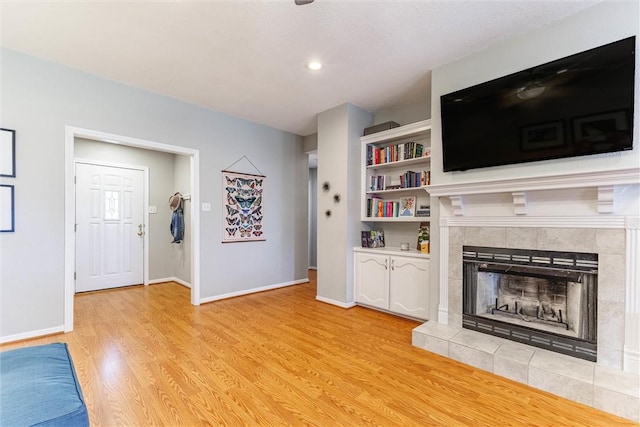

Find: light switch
<box><xmin>202</xmin><ymin>203</ymin><xmax>211</xmax><ymax>212</ymax></box>
<box><xmin>149</xmin><ymin>206</ymin><xmax>157</xmax><ymax>214</ymax></box>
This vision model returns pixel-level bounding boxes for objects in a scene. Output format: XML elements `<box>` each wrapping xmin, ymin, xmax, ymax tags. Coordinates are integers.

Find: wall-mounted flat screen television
<box><xmin>440</xmin><ymin>36</ymin><xmax>636</xmax><ymax>172</ymax></box>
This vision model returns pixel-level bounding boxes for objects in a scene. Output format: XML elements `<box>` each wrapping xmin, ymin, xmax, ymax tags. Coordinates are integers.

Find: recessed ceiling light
<box><xmin>307</xmin><ymin>61</ymin><xmax>322</xmax><ymax>71</ymax></box>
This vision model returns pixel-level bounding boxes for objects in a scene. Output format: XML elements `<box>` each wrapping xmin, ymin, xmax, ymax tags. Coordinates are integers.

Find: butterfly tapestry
<box><xmin>222</xmin><ymin>170</ymin><xmax>265</xmax><ymax>243</ymax></box>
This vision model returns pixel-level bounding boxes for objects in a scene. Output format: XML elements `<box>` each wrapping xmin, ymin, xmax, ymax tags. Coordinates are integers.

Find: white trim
<box><xmin>437</xmin><ymin>220</ymin><xmax>450</xmax><ymax>324</ymax></box>
<box><xmin>315</xmin><ymin>295</ymin><xmax>357</xmax><ymax>309</ymax></box>
<box><xmin>449</xmin><ymin>195</ymin><xmax>464</xmax><ymax>216</ymax></box>
<box><xmin>65</xmin><ymin>126</ymin><xmax>201</xmax><ymax>333</ymax></box>
<box><xmin>624</xmin><ymin>226</ymin><xmax>640</xmax><ymax>374</ymax></box>
<box><xmin>597</xmin><ymin>185</ymin><xmax>616</xmax><ymax>214</ymax></box>
<box><xmin>512</xmin><ymin>191</ymin><xmax>528</xmax><ymax>215</ymax></box>
<box><xmin>148</xmin><ymin>277</ymin><xmax>192</xmax><ymax>288</ymax></box>
<box><xmin>200</xmin><ymin>278</ymin><xmax>309</xmax><ymax>304</ymax></box>
<box><xmin>308</xmin><ymin>266</ymin><xmax>318</xmax><ymax>270</ymax></box>
<box><xmin>0</xmin><ymin>326</ymin><xmax>64</xmax><ymax>344</ymax></box>
<box><xmin>74</xmin><ymin>158</ymin><xmax>150</xmax><ymax>287</ymax></box>
<box><xmin>440</xmin><ymin>215</ymin><xmax>633</xmax><ymax>229</ymax></box>
<box><xmin>191</xmin><ymin>153</ymin><xmax>201</xmax><ymax>305</ymax></box>
<box><xmin>428</xmin><ymin>167</ymin><xmax>640</xmax><ymax>197</ymax></box>
<box><xmin>623</xmin><ymin>345</ymin><xmax>640</xmax><ymax>374</ymax></box>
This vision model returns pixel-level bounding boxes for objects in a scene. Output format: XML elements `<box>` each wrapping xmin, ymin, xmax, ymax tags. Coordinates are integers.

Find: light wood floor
<box><xmin>1</xmin><ymin>271</ymin><xmax>634</xmax><ymax>426</ymax></box>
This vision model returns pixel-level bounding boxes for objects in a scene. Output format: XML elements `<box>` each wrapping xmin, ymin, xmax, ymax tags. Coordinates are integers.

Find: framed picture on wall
<box><xmin>1</xmin><ymin>184</ymin><xmax>15</xmax><ymax>232</ymax></box>
<box><xmin>1</xmin><ymin>128</ymin><xmax>16</xmax><ymax>178</ymax></box>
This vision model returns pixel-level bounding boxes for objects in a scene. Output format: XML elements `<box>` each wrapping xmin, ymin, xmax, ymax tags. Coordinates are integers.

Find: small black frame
<box><xmin>1</xmin><ymin>128</ymin><xmax>16</xmax><ymax>178</ymax></box>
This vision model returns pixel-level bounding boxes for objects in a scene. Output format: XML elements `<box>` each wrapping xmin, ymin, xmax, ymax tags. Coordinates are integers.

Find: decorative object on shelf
<box><xmin>361</xmin><ymin>230</ymin><xmax>385</xmax><ymax>248</ymax></box>
<box><xmin>415</xmin><ymin>204</ymin><xmax>431</xmax><ymax>217</ymax></box>
<box><xmin>399</xmin><ymin>196</ymin><xmax>416</xmax><ymax>217</ymax></box>
<box><xmin>322</xmin><ymin>181</ymin><xmax>330</xmax><ymax>192</ymax></box>
<box><xmin>400</xmin><ymin>242</ymin><xmax>410</xmax><ymax>251</ymax></box>
<box><xmin>363</xmin><ymin>121</ymin><xmax>400</xmax><ymax>136</ymax></box>
<box><xmin>333</xmin><ymin>194</ymin><xmax>341</xmax><ymax>203</ymax></box>
<box><xmin>325</xmin><ymin>209</ymin><xmax>331</xmax><ymax>217</ymax></box>
<box><xmin>1</xmin><ymin>128</ymin><xmax>16</xmax><ymax>178</ymax></box>
<box><xmin>417</xmin><ymin>222</ymin><xmax>430</xmax><ymax>252</ymax></box>
<box><xmin>222</xmin><ymin>155</ymin><xmax>265</xmax><ymax>243</ymax></box>
<box><xmin>1</xmin><ymin>184</ymin><xmax>15</xmax><ymax>232</ymax></box>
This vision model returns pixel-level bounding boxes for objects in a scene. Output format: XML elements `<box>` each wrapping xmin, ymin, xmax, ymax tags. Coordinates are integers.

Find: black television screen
<box><xmin>440</xmin><ymin>36</ymin><xmax>636</xmax><ymax>172</ymax></box>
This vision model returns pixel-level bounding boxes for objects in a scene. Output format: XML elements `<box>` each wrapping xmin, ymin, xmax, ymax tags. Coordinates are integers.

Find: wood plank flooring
<box><xmin>1</xmin><ymin>271</ymin><xmax>634</xmax><ymax>426</ymax></box>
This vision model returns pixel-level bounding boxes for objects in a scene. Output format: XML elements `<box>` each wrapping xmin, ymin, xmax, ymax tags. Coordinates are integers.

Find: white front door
<box><xmin>75</xmin><ymin>162</ymin><xmax>144</xmax><ymax>292</ymax></box>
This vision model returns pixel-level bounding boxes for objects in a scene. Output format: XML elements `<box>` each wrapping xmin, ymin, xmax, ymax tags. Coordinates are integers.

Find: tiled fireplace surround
<box><xmin>412</xmin><ymin>169</ymin><xmax>640</xmax><ymax>422</ymax></box>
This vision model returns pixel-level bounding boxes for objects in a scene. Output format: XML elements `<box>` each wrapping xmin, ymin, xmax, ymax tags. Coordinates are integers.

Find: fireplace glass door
<box><xmin>462</xmin><ymin>246</ymin><xmax>598</xmax><ymax>361</ymax></box>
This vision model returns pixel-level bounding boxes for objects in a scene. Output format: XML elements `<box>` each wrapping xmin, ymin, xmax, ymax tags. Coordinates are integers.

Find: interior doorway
<box><xmin>64</xmin><ymin>126</ymin><xmax>200</xmax><ymax>332</ymax></box>
<box><xmin>308</xmin><ymin>151</ymin><xmax>317</xmax><ymax>270</ymax></box>
<box><xmin>75</xmin><ymin>161</ymin><xmax>146</xmax><ymax>292</ymax></box>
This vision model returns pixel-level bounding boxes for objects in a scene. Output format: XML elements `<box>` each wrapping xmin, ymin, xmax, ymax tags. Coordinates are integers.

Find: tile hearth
<box><xmin>412</xmin><ymin>321</ymin><xmax>640</xmax><ymax>422</ymax></box>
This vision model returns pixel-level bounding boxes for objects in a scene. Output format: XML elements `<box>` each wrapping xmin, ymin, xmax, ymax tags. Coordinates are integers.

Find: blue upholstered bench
<box><xmin>0</xmin><ymin>343</ymin><xmax>89</xmax><ymax>426</ymax></box>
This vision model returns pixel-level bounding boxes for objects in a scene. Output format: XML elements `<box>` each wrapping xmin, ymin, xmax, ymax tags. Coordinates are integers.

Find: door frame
<box><xmin>74</xmin><ymin>158</ymin><xmax>149</xmax><ymax>292</ymax></box>
<box><xmin>64</xmin><ymin>126</ymin><xmax>201</xmax><ymax>332</ymax></box>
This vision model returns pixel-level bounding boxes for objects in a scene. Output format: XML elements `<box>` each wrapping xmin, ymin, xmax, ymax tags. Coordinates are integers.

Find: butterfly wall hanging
<box><xmin>222</xmin><ymin>170</ymin><xmax>265</xmax><ymax>243</ymax></box>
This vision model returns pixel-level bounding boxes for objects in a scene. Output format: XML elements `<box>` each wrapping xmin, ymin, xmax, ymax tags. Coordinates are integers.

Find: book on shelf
<box><xmin>415</xmin><ymin>203</ymin><xmax>431</xmax><ymax>217</ymax></box>
<box><xmin>368</xmin><ymin>142</ymin><xmax>426</xmax><ymax>165</ymax></box>
<box><xmin>399</xmin><ymin>170</ymin><xmax>429</xmax><ymax>189</ymax></box>
<box><xmin>369</xmin><ymin>170</ymin><xmax>430</xmax><ymax>192</ymax></box>
<box><xmin>366</xmin><ymin>197</ymin><xmax>401</xmax><ymax>218</ymax></box>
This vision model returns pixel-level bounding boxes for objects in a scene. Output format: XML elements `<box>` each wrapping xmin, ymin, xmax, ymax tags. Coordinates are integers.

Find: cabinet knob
<box><xmin>385</xmin><ymin>259</ymin><xmax>388</xmax><ymax>270</ymax></box>
<box><xmin>391</xmin><ymin>259</ymin><xmax>395</xmax><ymax>271</ymax></box>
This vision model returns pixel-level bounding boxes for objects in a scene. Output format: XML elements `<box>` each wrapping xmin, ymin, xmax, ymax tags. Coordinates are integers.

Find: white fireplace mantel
<box><xmin>431</xmin><ymin>166</ymin><xmax>640</xmax><ymax>375</ymax></box>
<box><xmin>428</xmin><ymin>167</ymin><xmax>640</xmax><ymax>198</ymax></box>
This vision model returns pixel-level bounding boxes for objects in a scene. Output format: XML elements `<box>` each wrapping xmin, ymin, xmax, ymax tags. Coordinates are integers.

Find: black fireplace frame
<box><xmin>462</xmin><ymin>246</ymin><xmax>598</xmax><ymax>362</ymax></box>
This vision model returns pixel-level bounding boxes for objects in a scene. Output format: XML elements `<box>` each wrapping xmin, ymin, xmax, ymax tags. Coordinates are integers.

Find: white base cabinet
<box><xmin>354</xmin><ymin>248</ymin><xmax>429</xmax><ymax>320</ymax></box>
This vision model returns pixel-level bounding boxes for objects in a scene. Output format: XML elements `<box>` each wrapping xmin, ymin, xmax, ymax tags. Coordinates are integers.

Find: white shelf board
<box><xmin>353</xmin><ymin>246</ymin><xmax>431</xmax><ymax>258</ymax></box>
<box><xmin>366</xmin><ymin>186</ymin><xmax>430</xmax><ymax>195</ymax></box>
<box><xmin>367</xmin><ymin>156</ymin><xmax>431</xmax><ymax>170</ymax></box>
<box><xmin>361</xmin><ymin>216</ymin><xmax>431</xmax><ymax>222</ymax></box>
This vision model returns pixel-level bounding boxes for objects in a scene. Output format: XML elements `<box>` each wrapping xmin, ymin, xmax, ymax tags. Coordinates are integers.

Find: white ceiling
<box><xmin>0</xmin><ymin>0</ymin><xmax>603</xmax><ymax>136</ymax></box>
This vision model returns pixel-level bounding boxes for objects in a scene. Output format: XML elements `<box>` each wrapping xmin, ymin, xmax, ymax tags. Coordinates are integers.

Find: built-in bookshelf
<box><xmin>360</xmin><ymin>120</ymin><xmax>431</xmax><ymax>222</ymax></box>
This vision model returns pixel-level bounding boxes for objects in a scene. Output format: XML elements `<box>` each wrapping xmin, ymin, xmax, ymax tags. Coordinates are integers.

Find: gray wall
<box><xmin>0</xmin><ymin>49</ymin><xmax>308</xmax><ymax>339</ymax></box>
<box><xmin>317</xmin><ymin>103</ymin><xmax>372</xmax><ymax>304</ymax></box>
<box><xmin>430</xmin><ymin>1</ymin><xmax>639</xmax><ymax>187</ymax></box>
<box><xmin>373</xmin><ymin>98</ymin><xmax>430</xmax><ymax>127</ymax></box>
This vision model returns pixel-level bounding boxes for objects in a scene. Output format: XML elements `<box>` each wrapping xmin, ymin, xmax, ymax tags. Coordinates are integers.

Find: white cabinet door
<box><xmin>354</xmin><ymin>252</ymin><xmax>389</xmax><ymax>310</ymax></box>
<box><xmin>389</xmin><ymin>256</ymin><xmax>429</xmax><ymax>319</ymax></box>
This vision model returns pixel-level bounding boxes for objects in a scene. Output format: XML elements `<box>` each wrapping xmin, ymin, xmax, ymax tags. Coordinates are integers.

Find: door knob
<box><xmin>137</xmin><ymin>224</ymin><xmax>144</xmax><ymax>237</ymax></box>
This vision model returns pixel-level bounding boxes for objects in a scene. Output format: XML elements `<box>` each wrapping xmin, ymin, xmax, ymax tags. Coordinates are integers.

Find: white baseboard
<box><xmin>0</xmin><ymin>325</ymin><xmax>65</xmax><ymax>344</ymax></box>
<box><xmin>308</xmin><ymin>266</ymin><xmax>317</xmax><ymax>270</ymax></box>
<box><xmin>315</xmin><ymin>295</ymin><xmax>356</xmax><ymax>309</ymax></box>
<box><xmin>148</xmin><ymin>277</ymin><xmax>192</xmax><ymax>288</ymax></box>
<box><xmin>624</xmin><ymin>345</ymin><xmax>640</xmax><ymax>374</ymax></box>
<box><xmin>200</xmin><ymin>278</ymin><xmax>309</xmax><ymax>304</ymax></box>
